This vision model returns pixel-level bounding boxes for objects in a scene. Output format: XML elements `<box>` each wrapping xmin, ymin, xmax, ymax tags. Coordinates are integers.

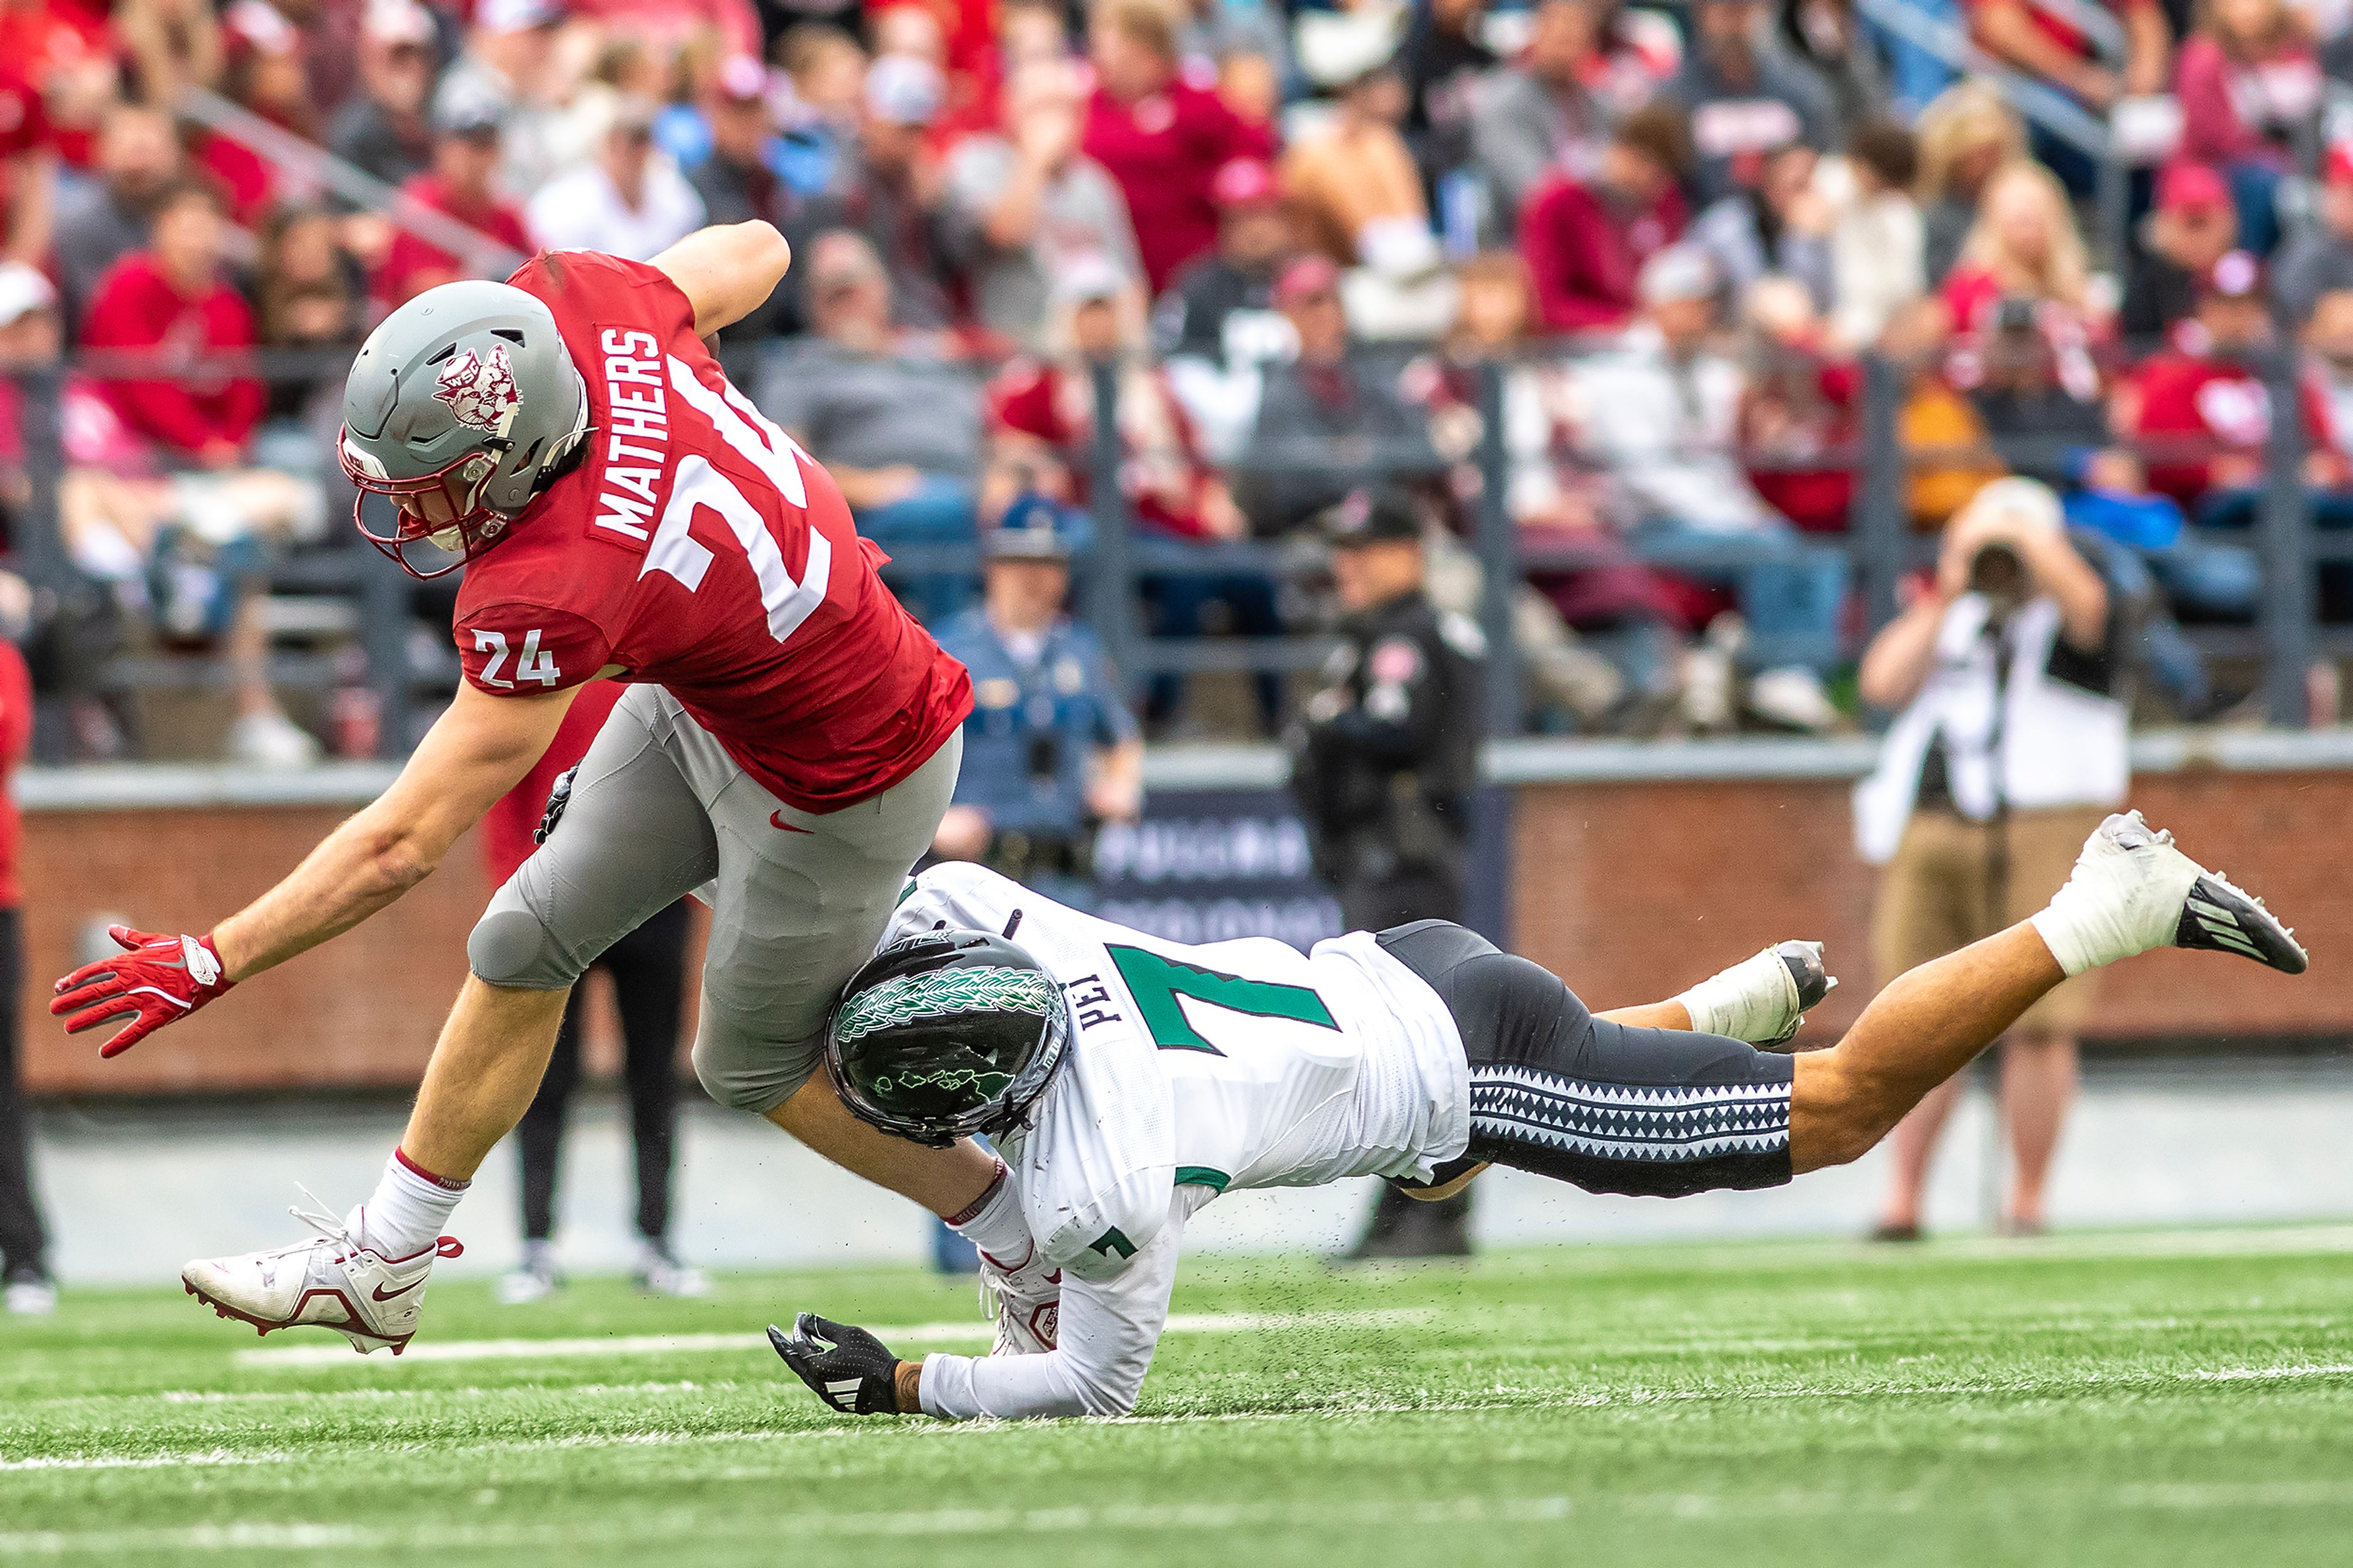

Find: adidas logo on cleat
<box><xmin>2185</xmin><ymin>893</ymin><xmax>2264</xmax><ymax>960</ymax></box>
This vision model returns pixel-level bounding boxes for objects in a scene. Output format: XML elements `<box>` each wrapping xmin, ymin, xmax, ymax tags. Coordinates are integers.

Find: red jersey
<box><xmin>80</xmin><ymin>252</ymin><xmax>265</xmax><ymax>459</ymax></box>
<box><xmin>2130</xmin><ymin>350</ymin><xmax>2338</xmax><ymax>507</ymax></box>
<box><xmin>1082</xmin><ymin>78</ymin><xmax>1274</xmax><ymax>294</ymax></box>
<box><xmin>455</xmin><ymin>251</ymin><xmax>972</xmax><ymax>814</ymax></box>
<box><xmin>1519</xmin><ymin>173</ymin><xmax>1686</xmax><ymax>334</ymax></box>
<box><xmin>480</xmin><ymin>678</ymin><xmax>625</xmax><ymax>885</ymax></box>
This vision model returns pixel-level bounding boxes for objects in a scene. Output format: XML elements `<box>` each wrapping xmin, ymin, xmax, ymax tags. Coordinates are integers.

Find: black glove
<box><xmin>534</xmin><ymin>765</ymin><xmax>578</xmax><ymax>846</ymax></box>
<box><xmin>769</xmin><ymin>1312</ymin><xmax>906</xmax><ymax>1415</ymax></box>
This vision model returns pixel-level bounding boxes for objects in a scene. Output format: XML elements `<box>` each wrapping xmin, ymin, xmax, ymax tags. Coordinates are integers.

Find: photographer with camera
<box><xmin>1853</xmin><ymin>479</ymin><xmax>2124</xmax><ymax>1240</ymax></box>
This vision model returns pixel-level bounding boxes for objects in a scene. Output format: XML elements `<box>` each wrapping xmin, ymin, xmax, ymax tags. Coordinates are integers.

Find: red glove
<box><xmin>51</xmin><ymin>926</ymin><xmax>235</xmax><ymax>1058</ymax></box>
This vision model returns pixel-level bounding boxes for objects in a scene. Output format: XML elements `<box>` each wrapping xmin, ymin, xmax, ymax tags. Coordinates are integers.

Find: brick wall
<box><xmin>21</xmin><ymin>809</ymin><xmax>704</xmax><ymax>1097</ymax></box>
<box><xmin>19</xmin><ymin>767</ymin><xmax>2349</xmax><ymax>1095</ymax></box>
<box><xmin>1512</xmin><ymin>768</ymin><xmax>2353</xmax><ymax>1041</ymax></box>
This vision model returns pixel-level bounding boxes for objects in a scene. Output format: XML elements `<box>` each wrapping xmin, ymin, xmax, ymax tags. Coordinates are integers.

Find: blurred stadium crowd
<box><xmin>0</xmin><ymin>0</ymin><xmax>2348</xmax><ymax>759</ymax></box>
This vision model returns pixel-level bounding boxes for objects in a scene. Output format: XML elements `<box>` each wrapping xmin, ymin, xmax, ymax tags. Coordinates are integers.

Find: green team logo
<box><xmin>873</xmin><ymin>1065</ymin><xmax>1015</xmax><ymax>1097</ymax></box>
<box><xmin>836</xmin><ymin>965</ymin><xmax>1064</xmax><ymax>1043</ymax></box>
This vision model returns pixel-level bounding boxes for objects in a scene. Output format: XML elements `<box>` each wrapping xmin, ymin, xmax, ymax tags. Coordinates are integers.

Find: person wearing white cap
<box><xmin>1854</xmin><ymin>477</ymin><xmax>2126</xmax><ymax>1241</ymax></box>
<box><xmin>526</xmin><ymin>95</ymin><xmax>707</xmax><ymax>262</ymax></box>
<box><xmin>945</xmin><ymin>58</ymin><xmax>1142</xmax><ymax>350</ymax></box>
<box><xmin>1566</xmin><ymin>244</ymin><xmax>1847</xmax><ymax>733</ymax></box>
<box><xmin>434</xmin><ymin>0</ymin><xmax>568</xmax><ymax>198</ymax></box>
<box><xmin>327</xmin><ymin>0</ymin><xmax>442</xmax><ymax>189</ymax></box>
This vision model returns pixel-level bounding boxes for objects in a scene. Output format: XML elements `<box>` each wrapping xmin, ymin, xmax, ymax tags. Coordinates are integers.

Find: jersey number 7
<box><xmin>1105</xmin><ymin>945</ymin><xmax>1338</xmax><ymax>1055</ymax></box>
<box><xmin>640</xmin><ymin>357</ymin><xmax>832</xmax><ymax>646</ymax></box>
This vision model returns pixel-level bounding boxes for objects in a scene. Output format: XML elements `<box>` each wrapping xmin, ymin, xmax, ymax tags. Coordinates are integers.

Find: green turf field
<box><xmin>6</xmin><ymin>1231</ymin><xmax>2353</xmax><ymax>1566</ymax></box>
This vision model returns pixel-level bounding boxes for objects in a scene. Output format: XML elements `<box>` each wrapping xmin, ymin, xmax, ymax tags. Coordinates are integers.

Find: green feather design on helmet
<box><xmin>835</xmin><ymin>965</ymin><xmax>1065</xmax><ymax>1044</ymax></box>
<box><xmin>872</xmin><ymin>1065</ymin><xmax>1016</xmax><ymax>1097</ymax></box>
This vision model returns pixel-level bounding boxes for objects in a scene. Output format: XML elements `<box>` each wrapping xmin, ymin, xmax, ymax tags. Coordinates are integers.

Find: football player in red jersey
<box><xmin>48</xmin><ymin>224</ymin><xmax>1053</xmax><ymax>1353</ymax></box>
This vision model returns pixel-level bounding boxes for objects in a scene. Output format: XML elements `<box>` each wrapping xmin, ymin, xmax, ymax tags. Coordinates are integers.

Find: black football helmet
<box><xmin>824</xmin><ymin>930</ymin><xmax>1072</xmax><ymax>1147</ymax></box>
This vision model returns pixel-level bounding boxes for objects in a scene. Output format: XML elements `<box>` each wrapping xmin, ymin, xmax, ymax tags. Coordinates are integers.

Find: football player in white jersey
<box><xmin>771</xmin><ymin>810</ymin><xmax>2305</xmax><ymax>1420</ymax></box>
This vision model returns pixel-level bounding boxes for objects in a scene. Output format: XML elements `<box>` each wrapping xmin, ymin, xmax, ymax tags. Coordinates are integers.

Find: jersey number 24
<box><xmin>640</xmin><ymin>357</ymin><xmax>832</xmax><ymax>646</ymax></box>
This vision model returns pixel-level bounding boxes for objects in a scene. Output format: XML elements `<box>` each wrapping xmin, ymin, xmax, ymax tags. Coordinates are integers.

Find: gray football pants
<box><xmin>468</xmin><ymin>684</ymin><xmax>961</xmax><ymax>1115</ymax></box>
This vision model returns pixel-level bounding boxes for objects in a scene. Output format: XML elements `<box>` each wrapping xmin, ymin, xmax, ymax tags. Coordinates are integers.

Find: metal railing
<box><xmin>13</xmin><ymin>338</ymin><xmax>2351</xmax><ymax>759</ymax></box>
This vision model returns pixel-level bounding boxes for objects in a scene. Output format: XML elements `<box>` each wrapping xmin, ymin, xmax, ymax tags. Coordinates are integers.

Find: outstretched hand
<box><xmin>769</xmin><ymin>1312</ymin><xmax>911</xmax><ymax>1415</ymax></box>
<box><xmin>50</xmin><ymin>925</ymin><xmax>235</xmax><ymax>1058</ymax></box>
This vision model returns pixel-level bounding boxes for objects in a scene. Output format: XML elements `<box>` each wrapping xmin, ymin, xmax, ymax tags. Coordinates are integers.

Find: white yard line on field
<box><xmin>227</xmin><ymin>1308</ymin><xmax>1435</xmax><ymax>1369</ymax></box>
<box><xmin>9</xmin><ymin>1480</ymin><xmax>2353</xmax><ymax>1555</ymax></box>
<box><xmin>7</xmin><ymin>1358</ymin><xmax>2349</xmax><ymax>1474</ymax></box>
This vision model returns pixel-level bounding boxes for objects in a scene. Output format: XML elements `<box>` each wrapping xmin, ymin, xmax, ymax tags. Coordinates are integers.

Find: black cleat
<box><xmin>1776</xmin><ymin>940</ymin><xmax>1835</xmax><ymax>1013</ymax></box>
<box><xmin>2175</xmin><ymin>871</ymin><xmax>2309</xmax><ymax>975</ymax></box>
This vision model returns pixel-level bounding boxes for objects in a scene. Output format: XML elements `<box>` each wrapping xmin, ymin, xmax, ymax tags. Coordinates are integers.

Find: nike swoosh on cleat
<box><xmin>770</xmin><ymin>811</ymin><xmax>814</xmax><ymax>834</ymax></box>
<box><xmin>371</xmin><ymin>1279</ymin><xmax>423</xmax><ymax>1302</ymax></box>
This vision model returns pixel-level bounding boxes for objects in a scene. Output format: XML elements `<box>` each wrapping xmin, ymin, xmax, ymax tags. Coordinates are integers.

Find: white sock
<box><xmin>1673</xmin><ymin>947</ymin><xmax>1800</xmax><ymax>1043</ymax></box>
<box><xmin>946</xmin><ymin>1161</ymin><xmax>1032</xmax><ymax>1268</ymax></box>
<box><xmin>357</xmin><ymin>1150</ymin><xmax>468</xmax><ymax>1260</ymax></box>
<box><xmin>2029</xmin><ymin>826</ymin><xmax>2197</xmax><ymax>979</ymax></box>
<box><xmin>2029</xmin><ymin>901</ymin><xmax>2112</xmax><ymax>979</ymax></box>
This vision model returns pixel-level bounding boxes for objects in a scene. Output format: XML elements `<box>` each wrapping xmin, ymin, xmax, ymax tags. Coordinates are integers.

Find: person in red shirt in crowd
<box><xmin>1082</xmin><ymin>0</ymin><xmax>1273</xmax><ymax>295</ymax></box>
<box><xmin>0</xmin><ymin>55</ymin><xmax>56</xmax><ymax>271</ymax></box>
<box><xmin>2124</xmin><ymin>249</ymin><xmax>2343</xmax><ymax>517</ymax></box>
<box><xmin>2</xmin><ymin>0</ymin><xmax>112</xmax><ymax>173</ymax></box>
<box><xmin>989</xmin><ymin>256</ymin><xmax>1244</xmax><ymax>544</ymax></box>
<box><xmin>1738</xmin><ymin>276</ymin><xmax>1860</xmax><ymax>534</ymax></box>
<box><xmin>374</xmin><ymin>94</ymin><xmax>534</xmax><ymax>312</ymax></box>
<box><xmin>1940</xmin><ymin>161</ymin><xmax>2107</xmax><ymax>403</ymax></box>
<box><xmin>1969</xmin><ymin>0</ymin><xmax>2171</xmax><ymax>113</ymax></box>
<box><xmin>989</xmin><ymin>255</ymin><xmax>1277</xmax><ymax>728</ymax></box>
<box><xmin>0</xmin><ymin>595</ymin><xmax>50</xmax><ymax>1316</ymax></box>
<box><xmin>478</xmin><ymin>681</ymin><xmax>705</xmax><ymax>1306</ymax></box>
<box><xmin>2120</xmin><ymin>161</ymin><xmax>2240</xmax><ymax>342</ymax></box>
<box><xmin>79</xmin><ymin>180</ymin><xmax>264</xmax><ymax>469</ymax></box>
<box><xmin>2172</xmin><ymin>0</ymin><xmax>2319</xmax><ymax>254</ymax></box>
<box><xmin>1520</xmin><ymin>102</ymin><xmax>1692</xmax><ymax>335</ymax></box>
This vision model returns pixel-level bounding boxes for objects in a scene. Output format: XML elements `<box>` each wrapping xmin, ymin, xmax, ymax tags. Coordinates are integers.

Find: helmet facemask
<box><xmin>340</xmin><ymin>437</ymin><xmax>512</xmax><ymax>580</ymax></box>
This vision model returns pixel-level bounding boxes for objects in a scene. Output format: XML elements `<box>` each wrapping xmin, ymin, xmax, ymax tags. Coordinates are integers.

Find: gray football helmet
<box><xmin>338</xmin><ymin>280</ymin><xmax>590</xmax><ymax>578</ymax></box>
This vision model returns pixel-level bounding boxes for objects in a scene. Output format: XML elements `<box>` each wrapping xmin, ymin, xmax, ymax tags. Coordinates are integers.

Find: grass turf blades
<box><xmin>5</xmin><ymin>1233</ymin><xmax>2353</xmax><ymax>1567</ymax></box>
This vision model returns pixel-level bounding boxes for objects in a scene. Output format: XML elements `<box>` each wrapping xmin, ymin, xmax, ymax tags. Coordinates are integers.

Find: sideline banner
<box><xmin>1093</xmin><ymin>788</ymin><xmax>1341</xmax><ymax>950</ymax></box>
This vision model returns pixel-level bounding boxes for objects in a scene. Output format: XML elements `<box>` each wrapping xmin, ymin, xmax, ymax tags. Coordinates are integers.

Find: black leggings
<box><xmin>1377</xmin><ymin>920</ymin><xmax>1795</xmax><ymax>1200</ymax></box>
<box><xmin>0</xmin><ymin>908</ymin><xmax>44</xmax><ymax>1278</ymax></box>
<box><xmin>518</xmin><ymin>900</ymin><xmax>692</xmax><ymax>1243</ymax></box>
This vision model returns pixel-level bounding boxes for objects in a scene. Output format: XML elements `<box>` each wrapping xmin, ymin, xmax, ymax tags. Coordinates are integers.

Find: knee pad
<box><xmin>467</xmin><ymin>904</ymin><xmax>582</xmax><ymax>991</ymax></box>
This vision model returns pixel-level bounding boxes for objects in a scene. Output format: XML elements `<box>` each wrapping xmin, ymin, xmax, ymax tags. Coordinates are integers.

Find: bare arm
<box><xmin>650</xmin><ymin>222</ymin><xmax>794</xmax><ymax>338</ymax></box>
<box><xmin>2018</xmin><ymin>526</ymin><xmax>2111</xmax><ymax>651</ymax></box>
<box><xmin>210</xmin><ymin>681</ymin><xmax>580</xmax><ymax>979</ymax></box>
<box><xmin>6</xmin><ymin>149</ymin><xmax>54</xmax><ymax>268</ymax></box>
<box><xmin>2121</xmin><ymin>1</ymin><xmax>2172</xmax><ymax>97</ymax></box>
<box><xmin>1086</xmin><ymin>736</ymin><xmax>1145</xmax><ymax>822</ymax></box>
<box><xmin>1974</xmin><ymin>1</ymin><xmax>2116</xmax><ymax>103</ymax></box>
<box><xmin>1857</xmin><ymin>592</ymin><xmax>1951</xmax><ymax>711</ymax></box>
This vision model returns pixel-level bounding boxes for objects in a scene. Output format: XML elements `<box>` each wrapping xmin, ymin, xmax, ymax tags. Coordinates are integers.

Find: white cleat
<box><xmin>2037</xmin><ymin>811</ymin><xmax>2309</xmax><ymax>977</ymax></box>
<box><xmin>977</xmin><ymin>1246</ymin><xmax>1059</xmax><ymax>1355</ymax></box>
<box><xmin>181</xmin><ymin>1196</ymin><xmax>460</xmax><ymax>1355</ymax></box>
<box><xmin>1677</xmin><ymin>941</ymin><xmax>1838</xmax><ymax>1047</ymax></box>
<box><xmin>634</xmin><ymin>1244</ymin><xmax>711</xmax><ymax>1300</ymax></box>
<box><xmin>4</xmin><ymin>1274</ymin><xmax>57</xmax><ymax>1316</ymax></box>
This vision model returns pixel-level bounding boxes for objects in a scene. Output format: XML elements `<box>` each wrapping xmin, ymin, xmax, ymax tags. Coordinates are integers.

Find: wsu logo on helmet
<box><xmin>432</xmin><ymin>344</ymin><xmax>523</xmax><ymax>436</ymax></box>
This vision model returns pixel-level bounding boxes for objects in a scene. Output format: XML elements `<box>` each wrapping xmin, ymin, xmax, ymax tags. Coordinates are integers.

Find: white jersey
<box><xmin>889</xmin><ymin>864</ymin><xmax>1471</xmax><ymax>1421</ymax></box>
